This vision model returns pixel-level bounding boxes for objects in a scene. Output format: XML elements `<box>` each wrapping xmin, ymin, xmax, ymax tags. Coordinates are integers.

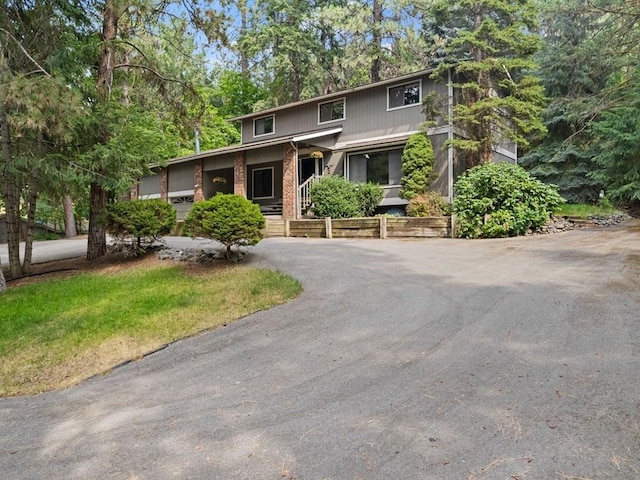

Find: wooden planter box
<box><xmin>286</xmin><ymin>216</ymin><xmax>452</xmax><ymax>239</ymax></box>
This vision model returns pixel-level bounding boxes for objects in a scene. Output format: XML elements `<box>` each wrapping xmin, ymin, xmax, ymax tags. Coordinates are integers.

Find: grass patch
<box><xmin>0</xmin><ymin>262</ymin><xmax>301</xmax><ymax>396</ymax></box>
<box><xmin>556</xmin><ymin>203</ymin><xmax>622</xmax><ymax>218</ymax></box>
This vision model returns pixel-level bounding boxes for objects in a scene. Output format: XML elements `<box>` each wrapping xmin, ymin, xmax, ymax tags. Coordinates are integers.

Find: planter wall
<box><xmin>285</xmin><ymin>216</ymin><xmax>452</xmax><ymax>239</ymax></box>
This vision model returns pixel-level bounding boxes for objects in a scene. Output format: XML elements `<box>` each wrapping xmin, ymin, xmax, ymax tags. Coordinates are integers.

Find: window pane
<box><xmin>253</xmin><ymin>168</ymin><xmax>273</xmax><ymax>198</ymax></box>
<box><xmin>367</xmin><ymin>153</ymin><xmax>389</xmax><ymax>185</ymax></box>
<box><xmin>388</xmin><ymin>86</ymin><xmax>405</xmax><ymax>109</ymax></box>
<box><xmin>388</xmin><ymin>149</ymin><xmax>403</xmax><ymax>185</ymax></box>
<box><xmin>388</xmin><ymin>82</ymin><xmax>420</xmax><ymax>109</ymax></box>
<box><xmin>349</xmin><ymin>154</ymin><xmax>368</xmax><ymax>183</ymax></box>
<box><xmin>255</xmin><ymin>116</ymin><xmax>274</xmax><ymax>136</ymax></box>
<box><xmin>319</xmin><ymin>100</ymin><xmax>344</xmax><ymax>123</ymax></box>
<box><xmin>404</xmin><ymin>84</ymin><xmax>420</xmax><ymax>105</ymax></box>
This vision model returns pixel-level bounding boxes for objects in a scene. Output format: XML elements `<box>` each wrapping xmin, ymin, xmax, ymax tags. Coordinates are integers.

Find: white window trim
<box><xmin>252</xmin><ymin>166</ymin><xmax>275</xmax><ymax>199</ymax></box>
<box><xmin>139</xmin><ymin>193</ymin><xmax>161</xmax><ymax>200</ymax></box>
<box><xmin>318</xmin><ymin>97</ymin><xmax>346</xmax><ymax>125</ymax></box>
<box><xmin>168</xmin><ymin>189</ymin><xmax>195</xmax><ymax>198</ymax></box>
<box><xmin>253</xmin><ymin>115</ymin><xmax>275</xmax><ymax>138</ymax></box>
<box><xmin>345</xmin><ymin>147</ymin><xmax>404</xmax><ymax>187</ymax></box>
<box><xmin>387</xmin><ymin>79</ymin><xmax>422</xmax><ymax>111</ymax></box>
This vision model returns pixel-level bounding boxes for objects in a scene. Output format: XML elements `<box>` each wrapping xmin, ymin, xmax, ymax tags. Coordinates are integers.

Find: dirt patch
<box><xmin>5</xmin><ymin>251</ymin><xmax>229</xmax><ymax>289</ymax></box>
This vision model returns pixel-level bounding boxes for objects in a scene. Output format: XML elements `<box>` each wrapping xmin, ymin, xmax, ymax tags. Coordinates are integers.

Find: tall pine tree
<box><xmin>423</xmin><ymin>0</ymin><xmax>547</xmax><ymax>167</ymax></box>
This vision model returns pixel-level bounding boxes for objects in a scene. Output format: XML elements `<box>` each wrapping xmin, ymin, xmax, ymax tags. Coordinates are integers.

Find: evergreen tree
<box><xmin>589</xmin><ymin>69</ymin><xmax>640</xmax><ymax>202</ymax></box>
<box><xmin>400</xmin><ymin>133</ymin><xmax>436</xmax><ymax>200</ymax></box>
<box><xmin>423</xmin><ymin>0</ymin><xmax>547</xmax><ymax>167</ymax></box>
<box><xmin>522</xmin><ymin>0</ymin><xmax>639</xmax><ymax>203</ymax></box>
<box><xmin>0</xmin><ymin>0</ymin><xmax>86</xmax><ymax>277</ymax></box>
<box><xmin>519</xmin><ymin>0</ymin><xmax>612</xmax><ymax>203</ymax></box>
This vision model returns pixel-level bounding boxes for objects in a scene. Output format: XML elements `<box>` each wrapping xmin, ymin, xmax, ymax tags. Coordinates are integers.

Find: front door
<box><xmin>299</xmin><ymin>157</ymin><xmax>322</xmax><ymax>184</ymax></box>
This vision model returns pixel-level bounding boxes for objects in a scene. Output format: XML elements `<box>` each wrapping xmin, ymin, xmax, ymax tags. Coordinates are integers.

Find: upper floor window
<box><xmin>318</xmin><ymin>98</ymin><xmax>345</xmax><ymax>124</ymax></box>
<box><xmin>254</xmin><ymin>115</ymin><xmax>275</xmax><ymax>137</ymax></box>
<box><xmin>388</xmin><ymin>81</ymin><xmax>421</xmax><ymax>110</ymax></box>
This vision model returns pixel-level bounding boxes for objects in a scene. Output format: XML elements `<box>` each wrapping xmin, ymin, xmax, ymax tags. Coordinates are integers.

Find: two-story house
<box><xmin>133</xmin><ymin>68</ymin><xmax>517</xmax><ymax>221</ymax></box>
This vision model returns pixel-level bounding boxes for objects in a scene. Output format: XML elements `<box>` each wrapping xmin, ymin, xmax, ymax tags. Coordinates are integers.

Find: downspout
<box><xmin>447</xmin><ymin>68</ymin><xmax>454</xmax><ymax>202</ymax></box>
<box><xmin>290</xmin><ymin>140</ymin><xmax>299</xmax><ymax>218</ymax></box>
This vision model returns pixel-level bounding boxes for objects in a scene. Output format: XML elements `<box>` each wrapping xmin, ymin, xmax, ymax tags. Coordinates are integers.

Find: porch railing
<box><xmin>298</xmin><ymin>174</ymin><xmax>320</xmax><ymax>217</ymax></box>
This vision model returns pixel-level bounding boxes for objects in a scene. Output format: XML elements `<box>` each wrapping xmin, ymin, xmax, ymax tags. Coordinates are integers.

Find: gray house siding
<box><xmin>240</xmin><ymin>73</ymin><xmax>445</xmax><ymax>146</ymax></box>
<box><xmin>246</xmin><ymin>145</ymin><xmax>282</xmax><ymax>165</ymax></box>
<box><xmin>204</xmin><ymin>154</ymin><xmax>234</xmax><ymax>170</ymax></box>
<box><xmin>139</xmin><ymin>173</ymin><xmax>161</xmax><ymax>197</ymax></box>
<box><xmin>168</xmin><ymin>163</ymin><xmax>194</xmax><ymax>194</ymax></box>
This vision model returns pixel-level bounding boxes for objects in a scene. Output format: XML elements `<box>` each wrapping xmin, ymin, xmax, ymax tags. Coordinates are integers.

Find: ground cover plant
<box><xmin>0</xmin><ymin>257</ymin><xmax>301</xmax><ymax>396</ymax></box>
<box><xmin>555</xmin><ymin>202</ymin><xmax>622</xmax><ymax>218</ymax></box>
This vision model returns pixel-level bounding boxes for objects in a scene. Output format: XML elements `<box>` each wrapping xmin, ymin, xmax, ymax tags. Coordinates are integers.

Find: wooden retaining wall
<box><xmin>283</xmin><ymin>216</ymin><xmax>452</xmax><ymax>239</ymax></box>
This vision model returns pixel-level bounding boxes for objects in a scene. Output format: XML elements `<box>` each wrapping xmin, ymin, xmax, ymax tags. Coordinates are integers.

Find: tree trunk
<box><xmin>4</xmin><ymin>179</ymin><xmax>22</xmax><ymax>278</ymax></box>
<box><xmin>63</xmin><ymin>194</ymin><xmax>77</xmax><ymax>238</ymax></box>
<box><xmin>0</xmin><ymin>266</ymin><xmax>6</xmax><ymax>294</ymax></box>
<box><xmin>88</xmin><ymin>0</ymin><xmax>120</xmax><ymax>260</ymax></box>
<box><xmin>87</xmin><ymin>182</ymin><xmax>108</xmax><ymax>260</ymax></box>
<box><xmin>22</xmin><ymin>179</ymin><xmax>38</xmax><ymax>274</ymax></box>
<box><xmin>371</xmin><ymin>0</ymin><xmax>383</xmax><ymax>83</ymax></box>
<box><xmin>240</xmin><ymin>0</ymin><xmax>249</xmax><ymax>75</ymax></box>
<box><xmin>97</xmin><ymin>0</ymin><xmax>119</xmax><ymax>99</ymax></box>
<box><xmin>1</xmin><ymin>93</ymin><xmax>22</xmax><ymax>278</ymax></box>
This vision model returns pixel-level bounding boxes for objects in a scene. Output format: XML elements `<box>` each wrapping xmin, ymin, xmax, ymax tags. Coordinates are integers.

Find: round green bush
<box><xmin>355</xmin><ymin>182</ymin><xmax>384</xmax><ymax>217</ymax></box>
<box><xmin>453</xmin><ymin>162</ymin><xmax>564</xmax><ymax>238</ymax></box>
<box><xmin>102</xmin><ymin>199</ymin><xmax>176</xmax><ymax>254</ymax></box>
<box><xmin>309</xmin><ymin>175</ymin><xmax>362</xmax><ymax>218</ymax></box>
<box><xmin>184</xmin><ymin>194</ymin><xmax>265</xmax><ymax>259</ymax></box>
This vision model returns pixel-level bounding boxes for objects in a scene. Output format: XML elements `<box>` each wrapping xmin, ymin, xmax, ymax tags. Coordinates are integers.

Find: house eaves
<box><xmin>333</xmin><ymin>131</ymin><xmax>420</xmax><ymax>152</ymax></box>
<box><xmin>228</xmin><ymin>68</ymin><xmax>438</xmax><ymax>122</ymax></box>
<box><xmin>333</xmin><ymin>125</ymin><xmax>452</xmax><ymax>152</ymax></box>
<box><xmin>292</xmin><ymin>127</ymin><xmax>343</xmax><ymax>143</ymax></box>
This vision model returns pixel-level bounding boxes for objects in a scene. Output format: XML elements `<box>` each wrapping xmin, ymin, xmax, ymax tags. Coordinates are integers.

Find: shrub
<box><xmin>309</xmin><ymin>176</ymin><xmax>384</xmax><ymax>218</ymax></box>
<box><xmin>355</xmin><ymin>182</ymin><xmax>384</xmax><ymax>217</ymax></box>
<box><xmin>309</xmin><ymin>175</ymin><xmax>362</xmax><ymax>218</ymax></box>
<box><xmin>453</xmin><ymin>162</ymin><xmax>564</xmax><ymax>238</ymax></box>
<box><xmin>184</xmin><ymin>194</ymin><xmax>265</xmax><ymax>260</ymax></box>
<box><xmin>406</xmin><ymin>192</ymin><xmax>449</xmax><ymax>217</ymax></box>
<box><xmin>101</xmin><ymin>199</ymin><xmax>176</xmax><ymax>255</ymax></box>
<box><xmin>400</xmin><ymin>132</ymin><xmax>436</xmax><ymax>200</ymax></box>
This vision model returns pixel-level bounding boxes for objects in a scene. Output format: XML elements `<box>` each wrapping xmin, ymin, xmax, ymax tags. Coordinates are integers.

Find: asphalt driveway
<box><xmin>1</xmin><ymin>223</ymin><xmax>639</xmax><ymax>479</ymax></box>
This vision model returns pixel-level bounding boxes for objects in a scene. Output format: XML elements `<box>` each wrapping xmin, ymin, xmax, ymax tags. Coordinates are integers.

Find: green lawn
<box><xmin>555</xmin><ymin>203</ymin><xmax>623</xmax><ymax>218</ymax></box>
<box><xmin>0</xmin><ymin>263</ymin><xmax>301</xmax><ymax>396</ymax></box>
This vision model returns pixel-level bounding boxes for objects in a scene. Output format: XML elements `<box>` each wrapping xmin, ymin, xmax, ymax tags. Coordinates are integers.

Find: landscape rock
<box><xmin>156</xmin><ymin>247</ymin><xmax>227</xmax><ymax>264</ymax></box>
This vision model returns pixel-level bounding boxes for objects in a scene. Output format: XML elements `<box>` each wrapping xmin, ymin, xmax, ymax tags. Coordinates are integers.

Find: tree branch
<box><xmin>112</xmin><ymin>63</ymin><xmax>191</xmax><ymax>87</ymax></box>
<box><xmin>0</xmin><ymin>28</ymin><xmax>51</xmax><ymax>77</ymax></box>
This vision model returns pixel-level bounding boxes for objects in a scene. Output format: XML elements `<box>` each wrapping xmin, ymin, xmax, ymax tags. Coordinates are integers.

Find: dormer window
<box><xmin>254</xmin><ymin>115</ymin><xmax>275</xmax><ymax>137</ymax></box>
<box><xmin>318</xmin><ymin>98</ymin><xmax>345</xmax><ymax>124</ymax></box>
<box><xmin>388</xmin><ymin>81</ymin><xmax>421</xmax><ymax>110</ymax></box>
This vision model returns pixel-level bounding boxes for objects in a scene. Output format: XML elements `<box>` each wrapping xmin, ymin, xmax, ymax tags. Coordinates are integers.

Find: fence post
<box><xmin>380</xmin><ymin>215</ymin><xmax>387</xmax><ymax>239</ymax></box>
<box><xmin>325</xmin><ymin>217</ymin><xmax>333</xmax><ymax>239</ymax></box>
